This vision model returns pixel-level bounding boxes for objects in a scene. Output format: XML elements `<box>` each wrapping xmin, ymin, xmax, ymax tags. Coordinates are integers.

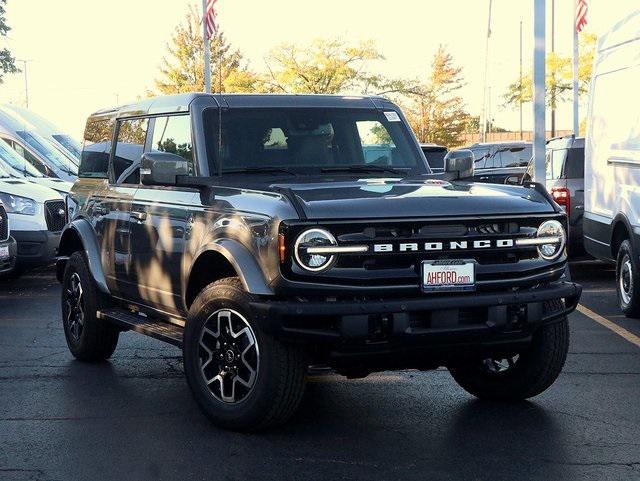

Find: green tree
<box><xmin>0</xmin><ymin>0</ymin><xmax>18</xmax><ymax>83</ymax></box>
<box><xmin>264</xmin><ymin>38</ymin><xmax>384</xmax><ymax>94</ymax></box>
<box><xmin>503</xmin><ymin>33</ymin><xmax>597</xmax><ymax>109</ymax></box>
<box><xmin>153</xmin><ymin>5</ymin><xmax>262</xmax><ymax>94</ymax></box>
<box><xmin>402</xmin><ymin>46</ymin><xmax>469</xmax><ymax>147</ymax></box>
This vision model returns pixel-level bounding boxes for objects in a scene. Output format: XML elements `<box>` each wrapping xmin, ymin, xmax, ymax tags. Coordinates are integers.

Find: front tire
<box><xmin>183</xmin><ymin>277</ymin><xmax>307</xmax><ymax>431</ymax></box>
<box><xmin>616</xmin><ymin>240</ymin><xmax>640</xmax><ymax>317</ymax></box>
<box><xmin>61</xmin><ymin>252</ymin><xmax>119</xmax><ymax>361</ymax></box>
<box><xmin>449</xmin><ymin>317</ymin><xmax>569</xmax><ymax>401</ymax></box>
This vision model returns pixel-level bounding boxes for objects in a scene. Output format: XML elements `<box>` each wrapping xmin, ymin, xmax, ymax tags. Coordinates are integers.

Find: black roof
<box><xmin>89</xmin><ymin>93</ymin><xmax>396</xmax><ymax>120</ymax></box>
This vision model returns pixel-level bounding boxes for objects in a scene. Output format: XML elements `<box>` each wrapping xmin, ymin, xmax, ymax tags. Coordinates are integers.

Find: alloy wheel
<box><xmin>64</xmin><ymin>272</ymin><xmax>85</xmax><ymax>342</ymax></box>
<box><xmin>198</xmin><ymin>309</ymin><xmax>259</xmax><ymax>404</ymax></box>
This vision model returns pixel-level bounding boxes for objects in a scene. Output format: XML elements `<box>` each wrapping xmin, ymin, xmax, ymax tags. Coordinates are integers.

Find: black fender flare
<box><xmin>56</xmin><ymin>218</ymin><xmax>110</xmax><ymax>295</ymax></box>
<box><xmin>610</xmin><ymin>212</ymin><xmax>636</xmax><ymax>258</ymax></box>
<box><xmin>185</xmin><ymin>239</ymin><xmax>274</xmax><ymax>299</ymax></box>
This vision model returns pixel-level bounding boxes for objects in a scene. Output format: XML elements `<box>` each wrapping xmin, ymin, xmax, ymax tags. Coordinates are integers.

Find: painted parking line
<box><xmin>577</xmin><ymin>304</ymin><xmax>640</xmax><ymax>348</ymax></box>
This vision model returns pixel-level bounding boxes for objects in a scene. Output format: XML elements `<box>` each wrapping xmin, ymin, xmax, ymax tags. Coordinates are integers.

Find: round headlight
<box><xmin>294</xmin><ymin>228</ymin><xmax>337</xmax><ymax>272</ymax></box>
<box><xmin>537</xmin><ymin>220</ymin><xmax>566</xmax><ymax>260</ymax></box>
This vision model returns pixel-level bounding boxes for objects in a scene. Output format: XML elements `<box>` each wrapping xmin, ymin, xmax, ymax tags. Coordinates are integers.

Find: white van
<box><xmin>584</xmin><ymin>10</ymin><xmax>640</xmax><ymax>316</ymax></box>
<box><xmin>0</xmin><ymin>163</ymin><xmax>65</xmax><ymax>269</ymax></box>
<box><xmin>1</xmin><ymin>104</ymin><xmax>81</xmax><ymax>165</ymax></box>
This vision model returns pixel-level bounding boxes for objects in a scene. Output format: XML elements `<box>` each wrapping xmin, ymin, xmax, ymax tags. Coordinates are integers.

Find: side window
<box><xmin>113</xmin><ymin>118</ymin><xmax>148</xmax><ymax>182</ymax></box>
<box><xmin>151</xmin><ymin>115</ymin><xmax>194</xmax><ymax>174</ymax></box>
<box><xmin>80</xmin><ymin>118</ymin><xmax>115</xmax><ymax>178</ymax></box>
<box><xmin>565</xmin><ymin>147</ymin><xmax>585</xmax><ymax>179</ymax></box>
<box><xmin>357</xmin><ymin>121</ymin><xmax>395</xmax><ymax>165</ymax></box>
<box><xmin>472</xmin><ymin>149</ymin><xmax>489</xmax><ymax>169</ymax></box>
<box><xmin>545</xmin><ymin>150</ymin><xmax>553</xmax><ymax>179</ymax></box>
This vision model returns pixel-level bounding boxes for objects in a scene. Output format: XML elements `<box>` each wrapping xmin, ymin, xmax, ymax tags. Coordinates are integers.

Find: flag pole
<box><xmin>202</xmin><ymin>0</ymin><xmax>211</xmax><ymax>93</ymax></box>
<box><xmin>533</xmin><ymin>0</ymin><xmax>546</xmax><ymax>183</ymax></box>
<box><xmin>572</xmin><ymin>0</ymin><xmax>580</xmax><ymax>136</ymax></box>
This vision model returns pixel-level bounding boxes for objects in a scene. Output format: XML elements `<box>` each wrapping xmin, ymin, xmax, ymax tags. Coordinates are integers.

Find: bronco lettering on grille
<box><xmin>372</xmin><ymin>239</ymin><xmax>514</xmax><ymax>253</ymax></box>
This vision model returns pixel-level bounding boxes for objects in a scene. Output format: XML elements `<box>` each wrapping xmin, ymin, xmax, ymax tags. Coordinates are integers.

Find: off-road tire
<box><xmin>449</xmin><ymin>314</ymin><xmax>569</xmax><ymax>401</ymax></box>
<box><xmin>61</xmin><ymin>252</ymin><xmax>119</xmax><ymax>361</ymax></box>
<box><xmin>183</xmin><ymin>277</ymin><xmax>307</xmax><ymax>431</ymax></box>
<box><xmin>616</xmin><ymin>240</ymin><xmax>640</xmax><ymax>318</ymax></box>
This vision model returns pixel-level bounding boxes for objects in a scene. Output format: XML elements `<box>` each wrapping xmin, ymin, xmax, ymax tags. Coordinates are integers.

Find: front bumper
<box><xmin>251</xmin><ymin>281</ymin><xmax>581</xmax><ymax>367</ymax></box>
<box><xmin>12</xmin><ymin>229</ymin><xmax>61</xmax><ymax>267</ymax></box>
<box><xmin>0</xmin><ymin>236</ymin><xmax>17</xmax><ymax>274</ymax></box>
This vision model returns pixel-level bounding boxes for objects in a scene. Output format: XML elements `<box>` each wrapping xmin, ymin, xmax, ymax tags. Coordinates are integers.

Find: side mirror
<box><xmin>504</xmin><ymin>175</ymin><xmax>521</xmax><ymax>185</ymax></box>
<box><xmin>444</xmin><ymin>149</ymin><xmax>474</xmax><ymax>179</ymax></box>
<box><xmin>140</xmin><ymin>152</ymin><xmax>189</xmax><ymax>186</ymax></box>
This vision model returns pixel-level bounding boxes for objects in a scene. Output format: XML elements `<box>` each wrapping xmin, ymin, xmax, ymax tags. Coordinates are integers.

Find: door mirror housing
<box><xmin>140</xmin><ymin>152</ymin><xmax>189</xmax><ymax>186</ymax></box>
<box><xmin>444</xmin><ymin>149</ymin><xmax>474</xmax><ymax>179</ymax></box>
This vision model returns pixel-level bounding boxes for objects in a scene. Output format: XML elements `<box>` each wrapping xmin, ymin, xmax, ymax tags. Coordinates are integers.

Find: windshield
<box><xmin>52</xmin><ymin>134</ymin><xmax>82</xmax><ymax>161</ymax></box>
<box><xmin>203</xmin><ymin>108</ymin><xmax>428</xmax><ymax>175</ymax></box>
<box><xmin>16</xmin><ymin>131</ymin><xmax>78</xmax><ymax>175</ymax></box>
<box><xmin>0</xmin><ymin>138</ymin><xmax>43</xmax><ymax>177</ymax></box>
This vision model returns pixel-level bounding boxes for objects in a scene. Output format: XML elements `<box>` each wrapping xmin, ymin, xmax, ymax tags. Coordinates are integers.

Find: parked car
<box><xmin>0</xmin><ymin>163</ymin><xmax>66</xmax><ymax>269</ymax></box>
<box><xmin>465</xmin><ymin>141</ymin><xmax>532</xmax><ymax>184</ymax></box>
<box><xmin>1</xmin><ymin>104</ymin><xmax>81</xmax><ymax>165</ymax></box>
<box><xmin>0</xmin><ymin>109</ymin><xmax>78</xmax><ymax>182</ymax></box>
<box><xmin>584</xmin><ymin>10</ymin><xmax>640</xmax><ymax>316</ymax></box>
<box><xmin>0</xmin><ymin>200</ymin><xmax>18</xmax><ymax>277</ymax></box>
<box><xmin>520</xmin><ymin>136</ymin><xmax>585</xmax><ymax>256</ymax></box>
<box><xmin>57</xmin><ymin>93</ymin><xmax>579</xmax><ymax>431</ymax></box>
<box><xmin>0</xmin><ymin>138</ymin><xmax>73</xmax><ymax>194</ymax></box>
<box><xmin>420</xmin><ymin>143</ymin><xmax>448</xmax><ymax>173</ymax></box>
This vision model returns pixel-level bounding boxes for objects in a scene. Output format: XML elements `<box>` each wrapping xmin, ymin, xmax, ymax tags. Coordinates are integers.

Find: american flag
<box><xmin>575</xmin><ymin>0</ymin><xmax>588</xmax><ymax>33</ymax></box>
<box><xmin>205</xmin><ymin>0</ymin><xmax>219</xmax><ymax>39</ymax></box>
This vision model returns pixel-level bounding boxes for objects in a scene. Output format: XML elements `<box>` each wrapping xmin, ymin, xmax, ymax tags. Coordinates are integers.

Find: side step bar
<box><xmin>97</xmin><ymin>308</ymin><xmax>184</xmax><ymax>348</ymax></box>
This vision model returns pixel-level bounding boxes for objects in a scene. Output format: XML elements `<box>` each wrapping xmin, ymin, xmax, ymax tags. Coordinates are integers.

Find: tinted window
<box><xmin>497</xmin><ymin>146</ymin><xmax>532</xmax><ymax>167</ymax></box>
<box><xmin>113</xmin><ymin>118</ymin><xmax>148</xmax><ymax>181</ymax></box>
<box><xmin>17</xmin><ymin>131</ymin><xmax>77</xmax><ymax>175</ymax></box>
<box><xmin>52</xmin><ymin>134</ymin><xmax>82</xmax><ymax>160</ymax></box>
<box><xmin>565</xmin><ymin>147</ymin><xmax>585</xmax><ymax>179</ymax></box>
<box><xmin>471</xmin><ymin>148</ymin><xmax>489</xmax><ymax>168</ymax></box>
<box><xmin>0</xmin><ymin>139</ymin><xmax>43</xmax><ymax>177</ymax></box>
<box><xmin>80</xmin><ymin>118</ymin><xmax>115</xmax><ymax>178</ymax></box>
<box><xmin>421</xmin><ymin>148</ymin><xmax>447</xmax><ymax>169</ymax></box>
<box><xmin>203</xmin><ymin>108</ymin><xmax>426</xmax><ymax>174</ymax></box>
<box><xmin>152</xmin><ymin>115</ymin><xmax>193</xmax><ymax>170</ymax></box>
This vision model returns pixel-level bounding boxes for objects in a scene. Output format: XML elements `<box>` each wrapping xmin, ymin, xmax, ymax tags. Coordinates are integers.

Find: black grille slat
<box><xmin>0</xmin><ymin>205</ymin><xmax>8</xmax><ymax>241</ymax></box>
<box><xmin>44</xmin><ymin>200</ymin><xmax>66</xmax><ymax>232</ymax></box>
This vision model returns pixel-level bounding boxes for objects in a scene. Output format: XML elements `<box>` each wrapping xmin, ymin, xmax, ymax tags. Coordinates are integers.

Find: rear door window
<box><xmin>112</xmin><ymin>118</ymin><xmax>148</xmax><ymax>182</ymax></box>
<box><xmin>80</xmin><ymin>118</ymin><xmax>115</xmax><ymax>178</ymax></box>
<box><xmin>564</xmin><ymin>147</ymin><xmax>585</xmax><ymax>179</ymax></box>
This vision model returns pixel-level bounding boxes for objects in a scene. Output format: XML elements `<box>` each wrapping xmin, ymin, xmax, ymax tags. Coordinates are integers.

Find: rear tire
<box><xmin>616</xmin><ymin>240</ymin><xmax>640</xmax><ymax>318</ymax></box>
<box><xmin>183</xmin><ymin>277</ymin><xmax>307</xmax><ymax>431</ymax></box>
<box><xmin>61</xmin><ymin>252</ymin><xmax>119</xmax><ymax>361</ymax></box>
<box><xmin>449</xmin><ymin>316</ymin><xmax>569</xmax><ymax>401</ymax></box>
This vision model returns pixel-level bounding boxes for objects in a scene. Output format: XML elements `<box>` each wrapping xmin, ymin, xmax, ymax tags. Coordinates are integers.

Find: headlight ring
<box><xmin>536</xmin><ymin>220</ymin><xmax>566</xmax><ymax>260</ymax></box>
<box><xmin>294</xmin><ymin>228</ymin><xmax>337</xmax><ymax>272</ymax></box>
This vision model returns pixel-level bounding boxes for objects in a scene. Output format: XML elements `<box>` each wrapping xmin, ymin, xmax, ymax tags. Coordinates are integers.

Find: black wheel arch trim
<box><xmin>55</xmin><ymin>219</ymin><xmax>110</xmax><ymax>295</ymax></box>
<box><xmin>611</xmin><ymin>213</ymin><xmax>638</xmax><ymax>258</ymax></box>
<box><xmin>185</xmin><ymin>239</ymin><xmax>274</xmax><ymax>303</ymax></box>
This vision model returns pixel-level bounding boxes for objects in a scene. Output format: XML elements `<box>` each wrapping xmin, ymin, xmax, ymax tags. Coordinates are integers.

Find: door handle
<box><xmin>480</xmin><ymin>176</ymin><xmax>489</xmax><ymax>181</ymax></box>
<box><xmin>130</xmin><ymin>211</ymin><xmax>147</xmax><ymax>222</ymax></box>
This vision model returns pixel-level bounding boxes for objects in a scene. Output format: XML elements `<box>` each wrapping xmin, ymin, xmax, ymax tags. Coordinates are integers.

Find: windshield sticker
<box><xmin>384</xmin><ymin>111</ymin><xmax>401</xmax><ymax>122</ymax></box>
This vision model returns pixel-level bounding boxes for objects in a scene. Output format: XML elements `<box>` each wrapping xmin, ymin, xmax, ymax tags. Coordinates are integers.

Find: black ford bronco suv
<box><xmin>57</xmin><ymin>93</ymin><xmax>581</xmax><ymax>431</ymax></box>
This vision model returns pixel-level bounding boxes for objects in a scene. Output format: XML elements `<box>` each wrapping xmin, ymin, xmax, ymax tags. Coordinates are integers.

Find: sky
<box><xmin>0</xmin><ymin>0</ymin><xmax>636</xmax><ymax>140</ymax></box>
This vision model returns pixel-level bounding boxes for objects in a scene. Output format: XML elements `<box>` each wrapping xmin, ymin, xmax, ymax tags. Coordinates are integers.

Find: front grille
<box><xmin>44</xmin><ymin>200</ymin><xmax>66</xmax><ymax>232</ymax></box>
<box><xmin>0</xmin><ymin>205</ymin><xmax>8</xmax><ymax>241</ymax></box>
<box><xmin>282</xmin><ymin>214</ymin><xmax>567</xmax><ymax>290</ymax></box>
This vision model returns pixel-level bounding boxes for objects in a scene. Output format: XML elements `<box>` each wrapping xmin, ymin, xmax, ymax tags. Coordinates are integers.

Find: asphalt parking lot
<box><xmin>1</xmin><ymin>262</ymin><xmax>639</xmax><ymax>481</ymax></box>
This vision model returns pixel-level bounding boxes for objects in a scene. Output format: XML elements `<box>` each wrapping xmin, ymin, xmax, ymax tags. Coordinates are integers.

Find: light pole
<box><xmin>533</xmin><ymin>0</ymin><xmax>546</xmax><ymax>183</ymax></box>
<box><xmin>17</xmin><ymin>59</ymin><xmax>31</xmax><ymax>109</ymax></box>
<box><xmin>479</xmin><ymin>0</ymin><xmax>493</xmax><ymax>143</ymax></box>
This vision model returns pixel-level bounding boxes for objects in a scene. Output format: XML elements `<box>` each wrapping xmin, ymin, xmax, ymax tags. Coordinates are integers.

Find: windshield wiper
<box><xmin>321</xmin><ymin>165</ymin><xmax>408</xmax><ymax>175</ymax></box>
<box><xmin>222</xmin><ymin>167</ymin><xmax>296</xmax><ymax>176</ymax></box>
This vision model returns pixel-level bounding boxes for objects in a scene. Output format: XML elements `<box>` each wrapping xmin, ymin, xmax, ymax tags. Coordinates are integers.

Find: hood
<box><xmin>0</xmin><ymin>178</ymin><xmax>64</xmax><ymax>203</ymax></box>
<box><xmin>270</xmin><ymin>178</ymin><xmax>555</xmax><ymax>220</ymax></box>
<box><xmin>28</xmin><ymin>177</ymin><xmax>73</xmax><ymax>194</ymax></box>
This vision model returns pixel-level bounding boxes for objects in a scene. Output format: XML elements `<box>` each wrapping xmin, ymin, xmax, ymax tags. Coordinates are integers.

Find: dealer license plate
<box><xmin>422</xmin><ymin>260</ymin><xmax>476</xmax><ymax>293</ymax></box>
<box><xmin>0</xmin><ymin>246</ymin><xmax>8</xmax><ymax>259</ymax></box>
